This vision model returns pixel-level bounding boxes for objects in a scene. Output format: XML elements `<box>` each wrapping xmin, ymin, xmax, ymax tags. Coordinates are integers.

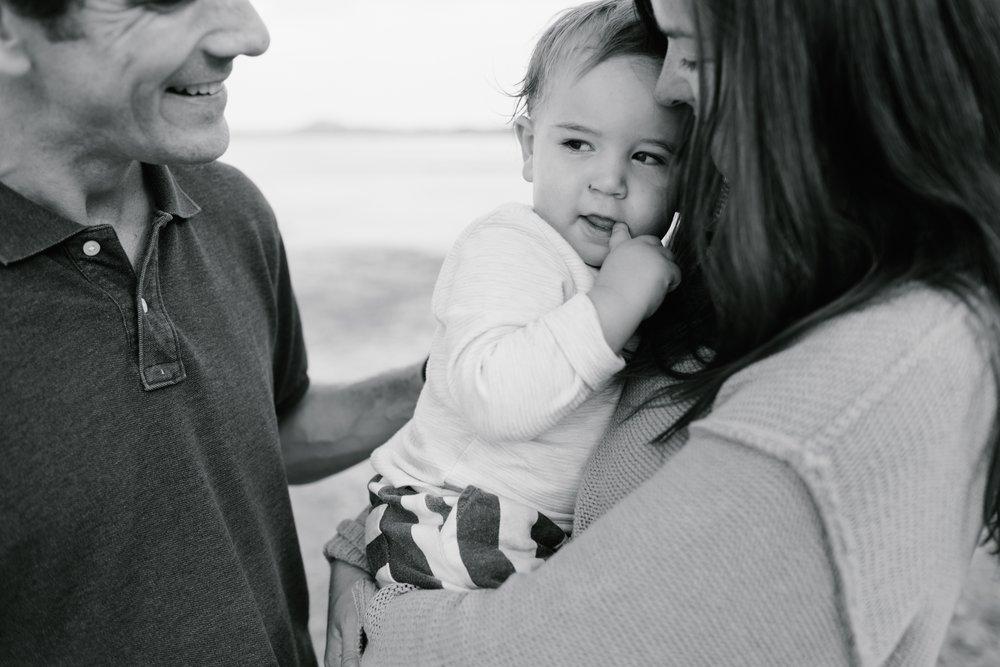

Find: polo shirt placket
<box><xmin>0</xmin><ymin>166</ymin><xmax>202</xmax><ymax>392</ymax></box>
<box><xmin>135</xmin><ymin>212</ymin><xmax>186</xmax><ymax>389</ymax></box>
<box><xmin>65</xmin><ymin>212</ymin><xmax>186</xmax><ymax>390</ymax></box>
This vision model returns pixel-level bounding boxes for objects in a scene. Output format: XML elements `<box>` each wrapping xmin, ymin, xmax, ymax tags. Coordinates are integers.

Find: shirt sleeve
<box><xmin>358</xmin><ymin>433</ymin><xmax>853</xmax><ymax>666</ymax></box>
<box><xmin>271</xmin><ymin>233</ymin><xmax>310</xmax><ymax>418</ymax></box>
<box><xmin>436</xmin><ymin>215</ymin><xmax>625</xmax><ymax>443</ymax></box>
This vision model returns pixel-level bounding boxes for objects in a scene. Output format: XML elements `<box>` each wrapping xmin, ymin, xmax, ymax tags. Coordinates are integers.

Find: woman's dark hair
<box><xmin>632</xmin><ymin>0</ymin><xmax>1000</xmax><ymax>553</ymax></box>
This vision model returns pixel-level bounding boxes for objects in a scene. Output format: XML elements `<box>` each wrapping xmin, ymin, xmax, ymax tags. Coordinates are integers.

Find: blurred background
<box><xmin>220</xmin><ymin>1</ymin><xmax>999</xmax><ymax>663</ymax></box>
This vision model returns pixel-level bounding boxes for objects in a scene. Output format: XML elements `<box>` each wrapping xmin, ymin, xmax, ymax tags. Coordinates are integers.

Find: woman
<box><xmin>327</xmin><ymin>0</ymin><xmax>1000</xmax><ymax>664</ymax></box>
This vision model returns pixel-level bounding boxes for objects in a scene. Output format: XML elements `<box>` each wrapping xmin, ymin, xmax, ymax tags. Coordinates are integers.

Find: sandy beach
<box><xmin>224</xmin><ymin>132</ymin><xmax>1000</xmax><ymax>665</ymax></box>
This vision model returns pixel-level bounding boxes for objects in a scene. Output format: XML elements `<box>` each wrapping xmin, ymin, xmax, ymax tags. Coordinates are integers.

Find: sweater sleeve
<box><xmin>358</xmin><ymin>434</ymin><xmax>853</xmax><ymax>666</ymax></box>
<box><xmin>436</xmin><ymin>213</ymin><xmax>625</xmax><ymax>442</ymax></box>
<box><xmin>323</xmin><ymin>506</ymin><xmax>371</xmax><ymax>571</ymax></box>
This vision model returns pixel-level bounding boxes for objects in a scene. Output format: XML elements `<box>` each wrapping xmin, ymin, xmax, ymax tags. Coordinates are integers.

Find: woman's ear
<box><xmin>0</xmin><ymin>7</ymin><xmax>32</xmax><ymax>77</ymax></box>
<box><xmin>513</xmin><ymin>115</ymin><xmax>535</xmax><ymax>183</ymax></box>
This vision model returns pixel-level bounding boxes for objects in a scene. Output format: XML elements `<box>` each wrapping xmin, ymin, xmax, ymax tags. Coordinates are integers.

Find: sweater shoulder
<box><xmin>703</xmin><ymin>285</ymin><xmax>993</xmax><ymax>451</ymax></box>
<box><xmin>695</xmin><ymin>285</ymin><xmax>996</xmax><ymax>664</ymax></box>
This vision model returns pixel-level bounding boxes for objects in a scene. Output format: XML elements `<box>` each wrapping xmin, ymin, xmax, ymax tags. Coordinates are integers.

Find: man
<box><xmin>0</xmin><ymin>1</ymin><xmax>421</xmax><ymax>664</ymax></box>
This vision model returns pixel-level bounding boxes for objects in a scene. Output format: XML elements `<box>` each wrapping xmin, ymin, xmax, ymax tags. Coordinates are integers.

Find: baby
<box><xmin>363</xmin><ymin>0</ymin><xmax>688</xmax><ymax>590</ymax></box>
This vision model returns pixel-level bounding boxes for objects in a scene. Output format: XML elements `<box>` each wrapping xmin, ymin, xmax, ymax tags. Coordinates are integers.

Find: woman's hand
<box><xmin>325</xmin><ymin>560</ymin><xmax>374</xmax><ymax>667</ymax></box>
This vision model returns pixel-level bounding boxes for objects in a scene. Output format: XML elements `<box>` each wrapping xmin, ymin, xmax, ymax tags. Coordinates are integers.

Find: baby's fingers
<box><xmin>630</xmin><ymin>234</ymin><xmax>665</xmax><ymax>248</ymax></box>
<box><xmin>663</xmin><ymin>255</ymin><xmax>682</xmax><ymax>291</ymax></box>
<box><xmin>631</xmin><ymin>234</ymin><xmax>676</xmax><ymax>256</ymax></box>
<box><xmin>608</xmin><ymin>222</ymin><xmax>632</xmax><ymax>250</ymax></box>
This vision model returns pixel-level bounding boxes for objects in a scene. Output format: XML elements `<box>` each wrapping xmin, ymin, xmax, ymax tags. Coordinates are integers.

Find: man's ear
<box><xmin>0</xmin><ymin>6</ymin><xmax>32</xmax><ymax>77</ymax></box>
<box><xmin>513</xmin><ymin>114</ymin><xmax>535</xmax><ymax>183</ymax></box>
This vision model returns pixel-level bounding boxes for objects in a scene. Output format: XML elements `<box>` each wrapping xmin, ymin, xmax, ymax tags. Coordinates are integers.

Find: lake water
<box><xmin>224</xmin><ymin>131</ymin><xmax>533</xmax><ymax>255</ymax></box>
<box><xmin>224</xmin><ymin>131</ymin><xmax>535</xmax><ymax>382</ymax></box>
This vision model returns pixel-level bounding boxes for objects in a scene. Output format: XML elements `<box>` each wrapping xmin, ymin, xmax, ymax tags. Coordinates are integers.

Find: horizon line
<box><xmin>231</xmin><ymin>122</ymin><xmax>515</xmax><ymax>138</ymax></box>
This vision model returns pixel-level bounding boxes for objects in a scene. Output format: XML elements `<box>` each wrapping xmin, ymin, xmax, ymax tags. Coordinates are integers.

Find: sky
<box><xmin>226</xmin><ymin>1</ymin><xmax>582</xmax><ymax>133</ymax></box>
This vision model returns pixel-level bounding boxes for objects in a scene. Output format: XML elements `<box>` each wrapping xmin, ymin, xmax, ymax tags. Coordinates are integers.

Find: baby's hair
<box><xmin>514</xmin><ymin>0</ymin><xmax>667</xmax><ymax>118</ymax></box>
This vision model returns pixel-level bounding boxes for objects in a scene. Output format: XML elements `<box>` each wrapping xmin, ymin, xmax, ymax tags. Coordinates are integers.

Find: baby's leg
<box><xmin>365</xmin><ymin>476</ymin><xmax>566</xmax><ymax>590</ymax></box>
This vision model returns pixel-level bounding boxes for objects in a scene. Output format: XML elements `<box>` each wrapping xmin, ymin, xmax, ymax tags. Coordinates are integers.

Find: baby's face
<box><xmin>518</xmin><ymin>55</ymin><xmax>683</xmax><ymax>267</ymax></box>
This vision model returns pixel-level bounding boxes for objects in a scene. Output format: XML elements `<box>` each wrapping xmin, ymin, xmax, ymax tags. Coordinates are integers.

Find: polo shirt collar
<box><xmin>0</xmin><ymin>163</ymin><xmax>202</xmax><ymax>266</ymax></box>
<box><xmin>146</xmin><ymin>163</ymin><xmax>201</xmax><ymax>221</ymax></box>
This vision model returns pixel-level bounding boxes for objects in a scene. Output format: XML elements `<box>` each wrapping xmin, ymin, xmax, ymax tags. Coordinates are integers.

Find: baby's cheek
<box><xmin>630</xmin><ymin>201</ymin><xmax>671</xmax><ymax>238</ymax></box>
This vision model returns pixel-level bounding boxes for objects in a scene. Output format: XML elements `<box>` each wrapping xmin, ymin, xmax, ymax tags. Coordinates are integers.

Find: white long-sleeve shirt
<box><xmin>370</xmin><ymin>203</ymin><xmax>626</xmax><ymax>530</ymax></box>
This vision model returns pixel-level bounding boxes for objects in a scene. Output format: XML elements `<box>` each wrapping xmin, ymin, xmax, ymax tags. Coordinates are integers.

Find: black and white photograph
<box><xmin>2</xmin><ymin>1</ymin><xmax>999</xmax><ymax>665</ymax></box>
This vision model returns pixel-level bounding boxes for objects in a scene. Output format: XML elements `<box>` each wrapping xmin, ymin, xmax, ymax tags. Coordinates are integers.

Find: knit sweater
<box><xmin>327</xmin><ymin>284</ymin><xmax>995</xmax><ymax>667</ymax></box>
<box><xmin>371</xmin><ymin>202</ymin><xmax>625</xmax><ymax>530</ymax></box>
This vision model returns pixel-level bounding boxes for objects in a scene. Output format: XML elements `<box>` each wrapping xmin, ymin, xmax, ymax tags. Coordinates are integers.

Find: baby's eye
<box><xmin>633</xmin><ymin>151</ymin><xmax>667</xmax><ymax>166</ymax></box>
<box><xmin>562</xmin><ymin>139</ymin><xmax>592</xmax><ymax>152</ymax></box>
<box><xmin>679</xmin><ymin>58</ymin><xmax>698</xmax><ymax>72</ymax></box>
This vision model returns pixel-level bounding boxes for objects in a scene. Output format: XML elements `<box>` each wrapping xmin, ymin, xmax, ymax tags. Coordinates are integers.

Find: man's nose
<box><xmin>203</xmin><ymin>0</ymin><xmax>271</xmax><ymax>60</ymax></box>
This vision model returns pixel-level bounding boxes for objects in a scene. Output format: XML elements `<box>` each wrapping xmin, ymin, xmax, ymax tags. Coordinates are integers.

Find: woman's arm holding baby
<box><xmin>330</xmin><ymin>433</ymin><xmax>850</xmax><ymax>666</ymax></box>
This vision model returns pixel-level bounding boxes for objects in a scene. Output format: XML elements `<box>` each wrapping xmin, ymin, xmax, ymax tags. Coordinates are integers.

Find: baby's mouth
<box><xmin>581</xmin><ymin>214</ymin><xmax>622</xmax><ymax>233</ymax></box>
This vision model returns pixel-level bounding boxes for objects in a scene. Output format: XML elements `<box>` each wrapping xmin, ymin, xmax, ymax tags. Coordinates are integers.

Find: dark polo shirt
<box><xmin>0</xmin><ymin>163</ymin><xmax>316</xmax><ymax>666</ymax></box>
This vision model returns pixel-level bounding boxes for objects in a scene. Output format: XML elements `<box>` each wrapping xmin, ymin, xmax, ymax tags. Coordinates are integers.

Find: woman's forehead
<box><xmin>651</xmin><ymin>0</ymin><xmax>697</xmax><ymax>38</ymax></box>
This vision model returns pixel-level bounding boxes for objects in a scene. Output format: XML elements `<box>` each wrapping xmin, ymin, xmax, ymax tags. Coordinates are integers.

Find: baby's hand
<box><xmin>599</xmin><ymin>223</ymin><xmax>680</xmax><ymax>318</ymax></box>
<box><xmin>587</xmin><ymin>223</ymin><xmax>681</xmax><ymax>352</ymax></box>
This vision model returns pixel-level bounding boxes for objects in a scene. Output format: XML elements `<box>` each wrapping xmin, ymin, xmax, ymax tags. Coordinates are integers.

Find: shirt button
<box><xmin>82</xmin><ymin>240</ymin><xmax>101</xmax><ymax>256</ymax></box>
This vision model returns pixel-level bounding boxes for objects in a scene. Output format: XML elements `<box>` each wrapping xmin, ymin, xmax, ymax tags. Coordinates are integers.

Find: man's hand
<box><xmin>280</xmin><ymin>361</ymin><xmax>424</xmax><ymax>484</ymax></box>
<box><xmin>325</xmin><ymin>561</ymin><xmax>376</xmax><ymax>667</ymax></box>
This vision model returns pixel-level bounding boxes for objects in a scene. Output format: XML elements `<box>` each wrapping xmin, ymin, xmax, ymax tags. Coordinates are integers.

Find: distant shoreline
<box><xmin>232</xmin><ymin>123</ymin><xmax>513</xmax><ymax>139</ymax></box>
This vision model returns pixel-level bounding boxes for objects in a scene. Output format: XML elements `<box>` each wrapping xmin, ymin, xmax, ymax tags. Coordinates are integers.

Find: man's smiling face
<box><xmin>12</xmin><ymin>0</ymin><xmax>270</xmax><ymax>164</ymax></box>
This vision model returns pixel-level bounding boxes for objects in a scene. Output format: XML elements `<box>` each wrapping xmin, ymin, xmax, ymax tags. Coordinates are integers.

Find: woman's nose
<box><xmin>654</xmin><ymin>55</ymin><xmax>696</xmax><ymax>110</ymax></box>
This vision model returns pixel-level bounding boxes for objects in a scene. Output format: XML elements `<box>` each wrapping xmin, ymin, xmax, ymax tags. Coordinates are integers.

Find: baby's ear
<box><xmin>513</xmin><ymin>115</ymin><xmax>535</xmax><ymax>183</ymax></box>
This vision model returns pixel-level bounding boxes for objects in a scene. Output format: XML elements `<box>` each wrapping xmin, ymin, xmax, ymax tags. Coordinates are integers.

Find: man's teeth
<box><xmin>168</xmin><ymin>83</ymin><xmax>223</xmax><ymax>96</ymax></box>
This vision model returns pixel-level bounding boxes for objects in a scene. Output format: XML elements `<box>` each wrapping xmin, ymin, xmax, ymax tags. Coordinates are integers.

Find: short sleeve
<box><xmin>271</xmin><ymin>234</ymin><xmax>310</xmax><ymax>418</ymax></box>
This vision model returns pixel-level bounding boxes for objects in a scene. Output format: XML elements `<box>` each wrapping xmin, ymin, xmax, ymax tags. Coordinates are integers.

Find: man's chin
<box><xmin>151</xmin><ymin>132</ymin><xmax>230</xmax><ymax>165</ymax></box>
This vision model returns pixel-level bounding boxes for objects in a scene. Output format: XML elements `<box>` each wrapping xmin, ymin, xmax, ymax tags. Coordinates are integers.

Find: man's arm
<box><xmin>279</xmin><ymin>361</ymin><xmax>424</xmax><ymax>484</ymax></box>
